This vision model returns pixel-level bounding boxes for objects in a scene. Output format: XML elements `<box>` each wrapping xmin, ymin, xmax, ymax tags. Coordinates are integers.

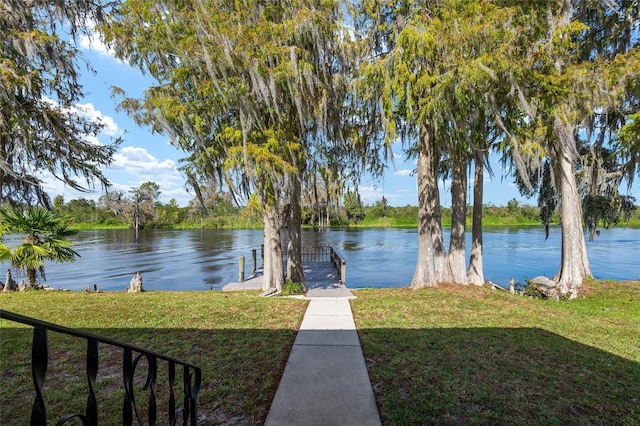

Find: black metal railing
<box><xmin>0</xmin><ymin>310</ymin><xmax>201</xmax><ymax>426</ymax></box>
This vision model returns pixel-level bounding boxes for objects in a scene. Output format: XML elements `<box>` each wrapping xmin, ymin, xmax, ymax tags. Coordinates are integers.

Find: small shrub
<box><xmin>523</xmin><ymin>281</ymin><xmax>545</xmax><ymax>299</ymax></box>
<box><xmin>281</xmin><ymin>280</ymin><xmax>305</xmax><ymax>296</ymax></box>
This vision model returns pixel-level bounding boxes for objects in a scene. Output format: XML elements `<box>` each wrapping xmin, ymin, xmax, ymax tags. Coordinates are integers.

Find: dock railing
<box><xmin>0</xmin><ymin>309</ymin><xmax>201</xmax><ymax>425</ymax></box>
<box><xmin>249</xmin><ymin>244</ymin><xmax>346</xmax><ymax>285</ymax></box>
<box><xmin>330</xmin><ymin>246</ymin><xmax>347</xmax><ymax>284</ymax></box>
<box><xmin>301</xmin><ymin>245</ymin><xmax>346</xmax><ymax>284</ymax></box>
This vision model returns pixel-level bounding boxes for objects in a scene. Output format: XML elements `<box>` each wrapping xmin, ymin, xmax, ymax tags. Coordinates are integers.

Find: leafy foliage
<box><xmin>583</xmin><ymin>194</ymin><xmax>637</xmax><ymax>238</ymax></box>
<box><xmin>97</xmin><ymin>181</ymin><xmax>161</xmax><ymax>229</ymax></box>
<box><xmin>0</xmin><ymin>0</ymin><xmax>121</xmax><ymax>207</ymax></box>
<box><xmin>281</xmin><ymin>280</ymin><xmax>306</xmax><ymax>296</ymax></box>
<box><xmin>100</xmin><ymin>0</ymin><xmax>387</xmax><ymax>288</ymax></box>
<box><xmin>0</xmin><ymin>207</ymin><xmax>79</xmax><ymax>287</ymax></box>
<box><xmin>343</xmin><ymin>190</ymin><xmax>365</xmax><ymax>222</ymax></box>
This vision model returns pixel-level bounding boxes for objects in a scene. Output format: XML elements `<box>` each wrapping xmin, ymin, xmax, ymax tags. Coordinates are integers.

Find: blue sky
<box><xmin>44</xmin><ymin>28</ymin><xmax>640</xmax><ymax>209</ymax></box>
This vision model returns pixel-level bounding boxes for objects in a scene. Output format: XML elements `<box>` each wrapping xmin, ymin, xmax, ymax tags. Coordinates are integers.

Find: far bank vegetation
<box><xmin>46</xmin><ymin>190</ymin><xmax>640</xmax><ymax>230</ymax></box>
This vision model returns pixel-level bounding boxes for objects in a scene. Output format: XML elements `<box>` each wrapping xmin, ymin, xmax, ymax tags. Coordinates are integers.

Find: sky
<box><xmin>43</xmin><ymin>27</ymin><xmax>640</xmax><ymax>209</ymax></box>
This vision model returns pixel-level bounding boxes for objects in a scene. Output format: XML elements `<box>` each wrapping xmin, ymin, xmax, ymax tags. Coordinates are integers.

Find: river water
<box><xmin>1</xmin><ymin>227</ymin><xmax>638</xmax><ymax>291</ymax></box>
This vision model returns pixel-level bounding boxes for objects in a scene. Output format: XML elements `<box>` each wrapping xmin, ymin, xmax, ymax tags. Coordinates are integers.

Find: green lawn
<box><xmin>351</xmin><ymin>280</ymin><xmax>640</xmax><ymax>425</ymax></box>
<box><xmin>0</xmin><ymin>291</ymin><xmax>308</xmax><ymax>425</ymax></box>
<box><xmin>2</xmin><ymin>281</ymin><xmax>639</xmax><ymax>425</ymax></box>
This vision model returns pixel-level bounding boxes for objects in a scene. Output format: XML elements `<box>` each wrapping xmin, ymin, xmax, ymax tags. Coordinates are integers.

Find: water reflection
<box><xmin>0</xmin><ymin>227</ymin><xmax>637</xmax><ymax>291</ymax></box>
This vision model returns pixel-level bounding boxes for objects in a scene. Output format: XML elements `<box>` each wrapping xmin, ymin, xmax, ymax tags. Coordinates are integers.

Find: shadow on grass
<box><xmin>3</xmin><ymin>324</ymin><xmax>639</xmax><ymax>425</ymax></box>
<box><xmin>359</xmin><ymin>327</ymin><xmax>640</xmax><ymax>425</ymax></box>
<box><xmin>0</xmin><ymin>327</ymin><xmax>297</xmax><ymax>425</ymax></box>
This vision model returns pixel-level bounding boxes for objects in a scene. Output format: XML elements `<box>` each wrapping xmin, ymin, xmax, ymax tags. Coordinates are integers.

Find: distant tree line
<box><xmin>45</xmin><ymin>184</ymin><xmax>640</xmax><ymax>230</ymax></box>
<box><xmin>48</xmin><ymin>181</ymin><xmax>243</xmax><ymax>229</ymax></box>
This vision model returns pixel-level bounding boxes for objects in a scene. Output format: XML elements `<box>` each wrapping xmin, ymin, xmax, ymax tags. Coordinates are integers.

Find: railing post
<box><xmin>86</xmin><ymin>337</ymin><xmax>99</xmax><ymax>424</ymax></box>
<box><xmin>123</xmin><ymin>347</ymin><xmax>133</xmax><ymax>424</ymax></box>
<box><xmin>328</xmin><ymin>246</ymin><xmax>346</xmax><ymax>284</ymax></box>
<box><xmin>252</xmin><ymin>249</ymin><xmax>257</xmax><ymax>274</ymax></box>
<box><xmin>31</xmin><ymin>326</ymin><xmax>48</xmax><ymax>424</ymax></box>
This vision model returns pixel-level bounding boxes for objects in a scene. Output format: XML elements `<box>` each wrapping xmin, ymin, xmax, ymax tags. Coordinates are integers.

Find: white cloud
<box><xmin>78</xmin><ymin>21</ymin><xmax>119</xmax><ymax>59</ymax></box>
<box><xmin>394</xmin><ymin>169</ymin><xmax>413</xmax><ymax>177</ymax></box>
<box><xmin>108</xmin><ymin>146</ymin><xmax>192</xmax><ymax>203</ymax></box>
<box><xmin>79</xmin><ymin>33</ymin><xmax>115</xmax><ymax>57</ymax></box>
<box><xmin>39</xmin><ymin>144</ymin><xmax>192</xmax><ymax>206</ymax></box>
<box><xmin>74</xmin><ymin>102</ymin><xmax>120</xmax><ymax>137</ymax></box>
<box><xmin>162</xmin><ymin>187</ymin><xmax>193</xmax><ymax>206</ymax></box>
<box><xmin>358</xmin><ymin>184</ymin><xmax>384</xmax><ymax>203</ymax></box>
<box><xmin>357</xmin><ymin>183</ymin><xmax>419</xmax><ymax>207</ymax></box>
<box><xmin>112</xmin><ymin>146</ymin><xmax>178</xmax><ymax>176</ymax></box>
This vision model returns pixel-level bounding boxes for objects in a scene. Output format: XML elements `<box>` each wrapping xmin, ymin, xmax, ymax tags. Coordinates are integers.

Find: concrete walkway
<box><xmin>265</xmin><ymin>286</ymin><xmax>381</xmax><ymax>425</ymax></box>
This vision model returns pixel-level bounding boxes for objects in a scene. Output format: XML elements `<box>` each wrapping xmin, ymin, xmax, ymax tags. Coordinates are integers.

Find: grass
<box><xmin>0</xmin><ymin>291</ymin><xmax>308</xmax><ymax>425</ymax></box>
<box><xmin>351</xmin><ymin>280</ymin><xmax>640</xmax><ymax>425</ymax></box>
<box><xmin>2</xmin><ymin>281</ymin><xmax>639</xmax><ymax>425</ymax></box>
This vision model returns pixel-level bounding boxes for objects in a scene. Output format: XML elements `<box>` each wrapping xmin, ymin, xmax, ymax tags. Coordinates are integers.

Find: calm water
<box><xmin>1</xmin><ymin>227</ymin><xmax>638</xmax><ymax>291</ymax></box>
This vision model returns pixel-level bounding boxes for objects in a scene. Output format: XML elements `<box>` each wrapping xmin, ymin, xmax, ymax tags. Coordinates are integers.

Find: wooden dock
<box><xmin>222</xmin><ymin>269</ymin><xmax>265</xmax><ymax>291</ymax></box>
<box><xmin>222</xmin><ymin>262</ymin><xmax>342</xmax><ymax>291</ymax></box>
<box><xmin>223</xmin><ymin>246</ymin><xmax>349</xmax><ymax>296</ymax></box>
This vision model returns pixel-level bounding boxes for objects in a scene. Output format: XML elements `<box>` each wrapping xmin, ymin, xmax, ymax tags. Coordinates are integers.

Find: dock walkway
<box><xmin>222</xmin><ymin>261</ymin><xmax>350</xmax><ymax>296</ymax></box>
<box><xmin>222</xmin><ymin>269</ymin><xmax>264</xmax><ymax>291</ymax></box>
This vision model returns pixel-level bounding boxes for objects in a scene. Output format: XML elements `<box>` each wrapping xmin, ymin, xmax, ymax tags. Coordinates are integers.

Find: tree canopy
<box><xmin>355</xmin><ymin>0</ymin><xmax>640</xmax><ymax>297</ymax></box>
<box><xmin>100</xmin><ymin>0</ymin><xmax>389</xmax><ymax>289</ymax></box>
<box><xmin>0</xmin><ymin>0</ymin><xmax>121</xmax><ymax>207</ymax></box>
<box><xmin>91</xmin><ymin>0</ymin><xmax>640</xmax><ymax>297</ymax></box>
<box><xmin>0</xmin><ymin>207</ymin><xmax>79</xmax><ymax>288</ymax></box>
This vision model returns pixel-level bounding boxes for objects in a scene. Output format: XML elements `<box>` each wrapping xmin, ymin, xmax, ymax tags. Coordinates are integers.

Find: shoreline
<box><xmin>69</xmin><ymin>221</ymin><xmax>640</xmax><ymax>231</ymax></box>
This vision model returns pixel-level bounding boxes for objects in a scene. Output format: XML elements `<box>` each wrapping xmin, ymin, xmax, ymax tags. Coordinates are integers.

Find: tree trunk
<box><xmin>448</xmin><ymin>149</ymin><xmax>469</xmax><ymax>285</ymax></box>
<box><xmin>467</xmin><ymin>150</ymin><xmax>485</xmax><ymax>286</ymax></box>
<box><xmin>262</xmin><ymin>208</ymin><xmax>285</xmax><ymax>291</ymax></box>
<box><xmin>411</xmin><ymin>124</ymin><xmax>437</xmax><ymax>288</ymax></box>
<box><xmin>286</xmin><ymin>177</ymin><xmax>305</xmax><ymax>287</ymax></box>
<box><xmin>429</xmin><ymin>199</ymin><xmax>449</xmax><ymax>282</ymax></box>
<box><xmin>551</xmin><ymin>118</ymin><xmax>592</xmax><ymax>299</ymax></box>
<box><xmin>0</xmin><ymin>133</ymin><xmax>6</xmax><ymax>204</ymax></box>
<box><xmin>27</xmin><ymin>268</ymin><xmax>37</xmax><ymax>288</ymax></box>
<box><xmin>428</xmin><ymin>144</ymin><xmax>450</xmax><ymax>284</ymax></box>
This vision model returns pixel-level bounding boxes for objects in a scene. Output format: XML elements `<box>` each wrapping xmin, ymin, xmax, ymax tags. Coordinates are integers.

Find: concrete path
<box><xmin>265</xmin><ymin>288</ymin><xmax>381</xmax><ymax>425</ymax></box>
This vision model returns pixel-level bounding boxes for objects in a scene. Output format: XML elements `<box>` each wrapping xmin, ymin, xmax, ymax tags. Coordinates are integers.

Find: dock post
<box><xmin>252</xmin><ymin>249</ymin><xmax>257</xmax><ymax>274</ymax></box>
<box><xmin>239</xmin><ymin>256</ymin><xmax>245</xmax><ymax>282</ymax></box>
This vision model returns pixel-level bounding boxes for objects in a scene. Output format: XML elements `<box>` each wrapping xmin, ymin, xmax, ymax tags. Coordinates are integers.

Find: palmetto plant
<box><xmin>0</xmin><ymin>207</ymin><xmax>79</xmax><ymax>288</ymax></box>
